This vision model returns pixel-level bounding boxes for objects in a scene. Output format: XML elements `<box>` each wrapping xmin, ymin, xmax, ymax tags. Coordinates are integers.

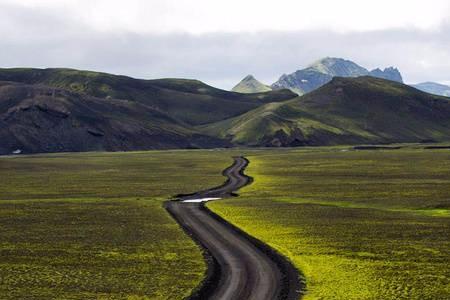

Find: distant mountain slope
<box><xmin>202</xmin><ymin>77</ymin><xmax>450</xmax><ymax>146</ymax></box>
<box><xmin>231</xmin><ymin>75</ymin><xmax>272</xmax><ymax>93</ymax></box>
<box><xmin>0</xmin><ymin>81</ymin><xmax>229</xmax><ymax>155</ymax></box>
<box><xmin>412</xmin><ymin>82</ymin><xmax>450</xmax><ymax>97</ymax></box>
<box><xmin>308</xmin><ymin>57</ymin><xmax>369</xmax><ymax>77</ymax></box>
<box><xmin>0</xmin><ymin>68</ymin><xmax>296</xmax><ymax>126</ymax></box>
<box><xmin>271</xmin><ymin>57</ymin><xmax>403</xmax><ymax>95</ymax></box>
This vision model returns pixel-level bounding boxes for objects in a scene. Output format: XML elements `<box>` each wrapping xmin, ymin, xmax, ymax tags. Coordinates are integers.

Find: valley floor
<box><xmin>0</xmin><ymin>146</ymin><xmax>449</xmax><ymax>299</ymax></box>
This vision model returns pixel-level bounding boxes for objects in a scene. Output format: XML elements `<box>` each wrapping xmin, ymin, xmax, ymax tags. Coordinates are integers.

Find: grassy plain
<box><xmin>209</xmin><ymin>147</ymin><xmax>450</xmax><ymax>299</ymax></box>
<box><xmin>1</xmin><ymin>147</ymin><xmax>449</xmax><ymax>299</ymax></box>
<box><xmin>0</xmin><ymin>150</ymin><xmax>234</xmax><ymax>299</ymax></box>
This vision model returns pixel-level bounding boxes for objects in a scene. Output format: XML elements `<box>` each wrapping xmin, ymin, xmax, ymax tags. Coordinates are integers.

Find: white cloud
<box><xmin>2</xmin><ymin>0</ymin><xmax>450</xmax><ymax>34</ymax></box>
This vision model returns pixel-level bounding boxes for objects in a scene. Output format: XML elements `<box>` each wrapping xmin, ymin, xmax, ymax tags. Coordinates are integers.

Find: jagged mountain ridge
<box><xmin>271</xmin><ymin>57</ymin><xmax>403</xmax><ymax>95</ymax></box>
<box><xmin>370</xmin><ymin>67</ymin><xmax>403</xmax><ymax>82</ymax></box>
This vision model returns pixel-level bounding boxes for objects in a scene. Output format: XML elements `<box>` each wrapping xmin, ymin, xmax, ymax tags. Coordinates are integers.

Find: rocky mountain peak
<box><xmin>231</xmin><ymin>75</ymin><xmax>272</xmax><ymax>93</ymax></box>
<box><xmin>271</xmin><ymin>57</ymin><xmax>404</xmax><ymax>95</ymax></box>
<box><xmin>242</xmin><ymin>74</ymin><xmax>256</xmax><ymax>81</ymax></box>
<box><xmin>369</xmin><ymin>67</ymin><xmax>403</xmax><ymax>83</ymax></box>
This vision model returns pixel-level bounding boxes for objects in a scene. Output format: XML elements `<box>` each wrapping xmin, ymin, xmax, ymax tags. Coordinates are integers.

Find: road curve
<box><xmin>165</xmin><ymin>156</ymin><xmax>302</xmax><ymax>300</ymax></box>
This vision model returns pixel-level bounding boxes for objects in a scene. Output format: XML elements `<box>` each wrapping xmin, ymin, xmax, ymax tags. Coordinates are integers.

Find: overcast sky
<box><xmin>1</xmin><ymin>0</ymin><xmax>450</xmax><ymax>89</ymax></box>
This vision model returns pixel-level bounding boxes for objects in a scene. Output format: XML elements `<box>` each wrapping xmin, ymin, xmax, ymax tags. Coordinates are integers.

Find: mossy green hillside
<box><xmin>202</xmin><ymin>77</ymin><xmax>450</xmax><ymax>146</ymax></box>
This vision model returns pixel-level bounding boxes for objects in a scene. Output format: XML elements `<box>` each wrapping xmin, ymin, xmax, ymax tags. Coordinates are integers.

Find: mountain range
<box><xmin>232</xmin><ymin>57</ymin><xmax>402</xmax><ymax>95</ymax></box>
<box><xmin>1</xmin><ymin>66</ymin><xmax>449</xmax><ymax>154</ymax></box>
<box><xmin>232</xmin><ymin>57</ymin><xmax>450</xmax><ymax>98</ymax></box>
<box><xmin>272</xmin><ymin>57</ymin><xmax>403</xmax><ymax>95</ymax></box>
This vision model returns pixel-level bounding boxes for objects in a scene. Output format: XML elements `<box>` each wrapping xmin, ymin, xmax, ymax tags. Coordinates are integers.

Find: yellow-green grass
<box><xmin>0</xmin><ymin>150</ymin><xmax>236</xmax><ymax>299</ymax></box>
<box><xmin>209</xmin><ymin>148</ymin><xmax>450</xmax><ymax>299</ymax></box>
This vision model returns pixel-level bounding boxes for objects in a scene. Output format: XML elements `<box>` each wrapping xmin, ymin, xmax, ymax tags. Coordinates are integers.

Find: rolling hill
<box><xmin>0</xmin><ymin>68</ymin><xmax>296</xmax><ymax>126</ymax></box>
<box><xmin>2</xmin><ymin>67</ymin><xmax>450</xmax><ymax>154</ymax></box>
<box><xmin>0</xmin><ymin>81</ymin><xmax>229</xmax><ymax>155</ymax></box>
<box><xmin>201</xmin><ymin>76</ymin><xmax>450</xmax><ymax>146</ymax></box>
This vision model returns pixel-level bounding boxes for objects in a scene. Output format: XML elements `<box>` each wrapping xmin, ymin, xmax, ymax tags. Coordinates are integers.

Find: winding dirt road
<box><xmin>165</xmin><ymin>157</ymin><xmax>302</xmax><ymax>300</ymax></box>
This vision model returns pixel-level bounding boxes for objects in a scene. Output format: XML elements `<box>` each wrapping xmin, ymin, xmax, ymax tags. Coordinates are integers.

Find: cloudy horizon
<box><xmin>1</xmin><ymin>0</ymin><xmax>450</xmax><ymax>89</ymax></box>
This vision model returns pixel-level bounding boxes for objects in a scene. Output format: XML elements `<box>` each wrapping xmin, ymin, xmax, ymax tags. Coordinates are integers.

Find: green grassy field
<box><xmin>0</xmin><ymin>151</ymin><xmax>235</xmax><ymax>299</ymax></box>
<box><xmin>209</xmin><ymin>148</ymin><xmax>450</xmax><ymax>299</ymax></box>
<box><xmin>1</xmin><ymin>147</ymin><xmax>449</xmax><ymax>299</ymax></box>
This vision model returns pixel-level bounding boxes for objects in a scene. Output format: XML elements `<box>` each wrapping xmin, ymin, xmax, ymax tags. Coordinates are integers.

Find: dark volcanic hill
<box><xmin>0</xmin><ymin>81</ymin><xmax>229</xmax><ymax>155</ymax></box>
<box><xmin>0</xmin><ymin>68</ymin><xmax>296</xmax><ymax>126</ymax></box>
<box><xmin>201</xmin><ymin>77</ymin><xmax>450</xmax><ymax>146</ymax></box>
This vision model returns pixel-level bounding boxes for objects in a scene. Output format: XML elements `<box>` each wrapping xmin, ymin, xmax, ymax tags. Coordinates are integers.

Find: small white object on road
<box><xmin>182</xmin><ymin>197</ymin><xmax>221</xmax><ymax>203</ymax></box>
